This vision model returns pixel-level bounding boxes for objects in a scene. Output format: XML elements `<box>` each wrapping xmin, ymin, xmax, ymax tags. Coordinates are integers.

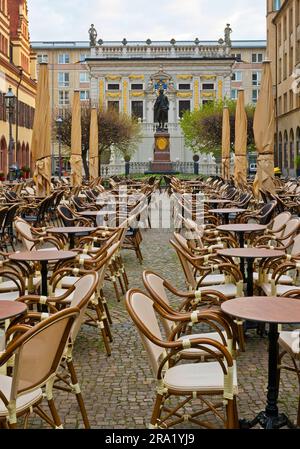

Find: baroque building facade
<box><xmin>32</xmin><ymin>29</ymin><xmax>266</xmax><ymax>168</ymax></box>
<box><xmin>0</xmin><ymin>0</ymin><xmax>36</xmax><ymax>177</ymax></box>
<box><xmin>267</xmin><ymin>0</ymin><xmax>300</xmax><ymax>176</ymax></box>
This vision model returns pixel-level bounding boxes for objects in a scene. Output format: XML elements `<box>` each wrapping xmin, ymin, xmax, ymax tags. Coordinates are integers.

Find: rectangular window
<box><xmin>131</xmin><ymin>101</ymin><xmax>143</xmax><ymax>120</ymax></box>
<box><xmin>58</xmin><ymin>72</ymin><xmax>69</xmax><ymax>87</ymax></box>
<box><xmin>232</xmin><ymin>71</ymin><xmax>242</xmax><ymax>82</ymax></box>
<box><xmin>58</xmin><ymin>53</ymin><xmax>70</xmax><ymax>64</ymax></box>
<box><xmin>58</xmin><ymin>91</ymin><xmax>70</xmax><ymax>106</ymax></box>
<box><xmin>179</xmin><ymin>100</ymin><xmax>191</xmax><ymax>118</ymax></box>
<box><xmin>107</xmin><ymin>84</ymin><xmax>120</xmax><ymax>91</ymax></box>
<box><xmin>79</xmin><ymin>72</ymin><xmax>90</xmax><ymax>83</ymax></box>
<box><xmin>202</xmin><ymin>83</ymin><xmax>215</xmax><ymax>90</ymax></box>
<box><xmin>37</xmin><ymin>54</ymin><xmax>48</xmax><ymax>64</ymax></box>
<box><xmin>79</xmin><ymin>53</ymin><xmax>89</xmax><ymax>62</ymax></box>
<box><xmin>131</xmin><ymin>83</ymin><xmax>143</xmax><ymax>90</ymax></box>
<box><xmin>107</xmin><ymin>101</ymin><xmax>119</xmax><ymax>113</ymax></box>
<box><xmin>252</xmin><ymin>71</ymin><xmax>262</xmax><ymax>86</ymax></box>
<box><xmin>231</xmin><ymin>89</ymin><xmax>238</xmax><ymax>100</ymax></box>
<box><xmin>289</xmin><ymin>90</ymin><xmax>294</xmax><ymax>110</ymax></box>
<box><xmin>252</xmin><ymin>90</ymin><xmax>258</xmax><ymax>103</ymax></box>
<box><xmin>252</xmin><ymin>53</ymin><xmax>263</xmax><ymax>63</ymax></box>
<box><xmin>178</xmin><ymin>83</ymin><xmax>191</xmax><ymax>90</ymax></box>
<box><xmin>80</xmin><ymin>90</ymin><xmax>90</xmax><ymax>101</ymax></box>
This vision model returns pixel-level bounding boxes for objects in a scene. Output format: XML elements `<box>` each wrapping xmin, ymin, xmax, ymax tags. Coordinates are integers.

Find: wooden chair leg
<box><xmin>94</xmin><ymin>302</ymin><xmax>112</xmax><ymax>356</ymax></box>
<box><xmin>150</xmin><ymin>394</ymin><xmax>164</xmax><ymax>428</ymax></box>
<box><xmin>66</xmin><ymin>359</ymin><xmax>90</xmax><ymax>429</ymax></box>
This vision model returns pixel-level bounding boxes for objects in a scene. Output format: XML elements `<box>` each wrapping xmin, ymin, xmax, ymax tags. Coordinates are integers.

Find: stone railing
<box><xmin>141</xmin><ymin>123</ymin><xmax>180</xmax><ymax>133</ymax></box>
<box><xmin>100</xmin><ymin>158</ymin><xmax>217</xmax><ymax>176</ymax></box>
<box><xmin>93</xmin><ymin>43</ymin><xmax>229</xmax><ymax>59</ymax></box>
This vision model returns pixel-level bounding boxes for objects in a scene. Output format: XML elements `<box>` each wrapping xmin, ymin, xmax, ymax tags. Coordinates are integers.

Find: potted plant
<box><xmin>0</xmin><ymin>172</ymin><xmax>5</xmax><ymax>182</ymax></box>
<box><xmin>296</xmin><ymin>155</ymin><xmax>300</xmax><ymax>177</ymax></box>
<box><xmin>24</xmin><ymin>166</ymin><xmax>31</xmax><ymax>179</ymax></box>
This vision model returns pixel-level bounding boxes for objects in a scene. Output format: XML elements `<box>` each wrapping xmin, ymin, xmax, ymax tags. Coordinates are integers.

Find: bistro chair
<box><xmin>15</xmin><ymin>272</ymin><xmax>98</xmax><ymax>428</ymax></box>
<box><xmin>277</xmin><ymin>289</ymin><xmax>300</xmax><ymax>426</ymax></box>
<box><xmin>126</xmin><ymin>289</ymin><xmax>239</xmax><ymax>429</ymax></box>
<box><xmin>0</xmin><ymin>308</ymin><xmax>79</xmax><ymax>428</ymax></box>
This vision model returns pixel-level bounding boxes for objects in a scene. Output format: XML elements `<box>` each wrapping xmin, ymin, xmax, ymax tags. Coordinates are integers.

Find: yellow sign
<box><xmin>129</xmin><ymin>75</ymin><xmax>145</xmax><ymax>80</ymax></box>
<box><xmin>177</xmin><ymin>92</ymin><xmax>192</xmax><ymax>98</ymax></box>
<box><xmin>177</xmin><ymin>74</ymin><xmax>193</xmax><ymax>80</ymax></box>
<box><xmin>157</xmin><ymin>137</ymin><xmax>168</xmax><ymax>151</ymax></box>
<box><xmin>131</xmin><ymin>92</ymin><xmax>144</xmax><ymax>97</ymax></box>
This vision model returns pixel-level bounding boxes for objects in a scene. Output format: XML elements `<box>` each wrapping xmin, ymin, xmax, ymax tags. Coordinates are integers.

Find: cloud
<box><xmin>28</xmin><ymin>0</ymin><xmax>266</xmax><ymax>42</ymax></box>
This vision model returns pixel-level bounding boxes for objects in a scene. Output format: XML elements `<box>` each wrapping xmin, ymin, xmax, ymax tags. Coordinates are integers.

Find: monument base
<box><xmin>150</xmin><ymin>131</ymin><xmax>173</xmax><ymax>173</ymax></box>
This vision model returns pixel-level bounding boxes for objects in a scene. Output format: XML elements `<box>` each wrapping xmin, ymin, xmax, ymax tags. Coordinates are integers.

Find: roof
<box><xmin>31</xmin><ymin>40</ymin><xmax>267</xmax><ymax>50</ymax></box>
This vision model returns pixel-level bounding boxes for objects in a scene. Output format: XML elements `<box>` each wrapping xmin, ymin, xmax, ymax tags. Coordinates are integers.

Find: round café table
<box><xmin>217</xmin><ymin>224</ymin><xmax>267</xmax><ymax>277</ymax></box>
<box><xmin>77</xmin><ymin>211</ymin><xmax>117</xmax><ymax>226</ymax></box>
<box><xmin>0</xmin><ymin>301</ymin><xmax>27</xmax><ymax>322</ymax></box>
<box><xmin>217</xmin><ymin>248</ymin><xmax>285</xmax><ymax>297</ymax></box>
<box><xmin>47</xmin><ymin>227</ymin><xmax>97</xmax><ymax>249</ymax></box>
<box><xmin>222</xmin><ymin>296</ymin><xmax>300</xmax><ymax>429</ymax></box>
<box><xmin>9</xmin><ymin>250</ymin><xmax>76</xmax><ymax>297</ymax></box>
<box><xmin>205</xmin><ymin>199</ymin><xmax>231</xmax><ymax>208</ymax></box>
<box><xmin>208</xmin><ymin>208</ymin><xmax>245</xmax><ymax>224</ymax></box>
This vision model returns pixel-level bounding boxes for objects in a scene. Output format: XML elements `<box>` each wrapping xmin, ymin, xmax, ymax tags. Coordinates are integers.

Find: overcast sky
<box><xmin>28</xmin><ymin>0</ymin><xmax>266</xmax><ymax>42</ymax></box>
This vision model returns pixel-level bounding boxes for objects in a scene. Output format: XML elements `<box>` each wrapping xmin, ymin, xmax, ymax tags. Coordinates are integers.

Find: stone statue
<box><xmin>154</xmin><ymin>89</ymin><xmax>169</xmax><ymax>131</ymax></box>
<box><xmin>89</xmin><ymin>24</ymin><xmax>97</xmax><ymax>47</ymax></box>
<box><xmin>224</xmin><ymin>24</ymin><xmax>232</xmax><ymax>47</ymax></box>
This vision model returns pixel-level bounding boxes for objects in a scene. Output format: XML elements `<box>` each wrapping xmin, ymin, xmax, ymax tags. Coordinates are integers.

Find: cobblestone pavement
<box><xmin>28</xmin><ymin>227</ymin><xmax>299</xmax><ymax>429</ymax></box>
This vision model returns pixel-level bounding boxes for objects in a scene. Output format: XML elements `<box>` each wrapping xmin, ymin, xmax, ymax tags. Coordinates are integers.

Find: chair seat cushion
<box><xmin>178</xmin><ymin>331</ymin><xmax>227</xmax><ymax>356</ymax></box>
<box><xmin>0</xmin><ymin>375</ymin><xmax>43</xmax><ymax>417</ymax></box>
<box><xmin>0</xmin><ymin>277</ymin><xmax>41</xmax><ymax>292</ymax></box>
<box><xmin>261</xmin><ymin>283</ymin><xmax>298</xmax><ymax>296</ymax></box>
<box><xmin>279</xmin><ymin>330</ymin><xmax>300</xmax><ymax>359</ymax></box>
<box><xmin>0</xmin><ymin>292</ymin><xmax>21</xmax><ymax>301</ymax></box>
<box><xmin>197</xmin><ymin>283</ymin><xmax>238</xmax><ymax>298</ymax></box>
<box><xmin>60</xmin><ymin>276</ymin><xmax>80</xmax><ymax>288</ymax></box>
<box><xmin>196</xmin><ymin>274</ymin><xmax>225</xmax><ymax>286</ymax></box>
<box><xmin>164</xmin><ymin>361</ymin><xmax>238</xmax><ymax>393</ymax></box>
<box><xmin>253</xmin><ymin>272</ymin><xmax>293</xmax><ymax>284</ymax></box>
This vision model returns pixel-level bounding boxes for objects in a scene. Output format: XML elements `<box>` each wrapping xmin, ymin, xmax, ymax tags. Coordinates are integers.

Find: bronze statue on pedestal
<box><xmin>154</xmin><ymin>89</ymin><xmax>169</xmax><ymax>131</ymax></box>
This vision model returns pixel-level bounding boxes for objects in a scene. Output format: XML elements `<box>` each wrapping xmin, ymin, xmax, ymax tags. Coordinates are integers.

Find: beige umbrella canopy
<box><xmin>234</xmin><ymin>89</ymin><xmax>248</xmax><ymax>188</ymax></box>
<box><xmin>253</xmin><ymin>61</ymin><xmax>275</xmax><ymax>198</ymax></box>
<box><xmin>89</xmin><ymin>108</ymin><xmax>99</xmax><ymax>180</ymax></box>
<box><xmin>70</xmin><ymin>91</ymin><xmax>83</xmax><ymax>187</ymax></box>
<box><xmin>222</xmin><ymin>106</ymin><xmax>231</xmax><ymax>180</ymax></box>
<box><xmin>32</xmin><ymin>63</ymin><xmax>51</xmax><ymax>196</ymax></box>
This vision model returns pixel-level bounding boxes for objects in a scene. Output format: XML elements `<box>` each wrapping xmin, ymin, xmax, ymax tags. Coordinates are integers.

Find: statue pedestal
<box><xmin>150</xmin><ymin>132</ymin><xmax>173</xmax><ymax>173</ymax></box>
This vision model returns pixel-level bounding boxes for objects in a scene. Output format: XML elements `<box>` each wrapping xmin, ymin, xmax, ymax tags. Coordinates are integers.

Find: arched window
<box><xmin>296</xmin><ymin>127</ymin><xmax>300</xmax><ymax>157</ymax></box>
<box><xmin>16</xmin><ymin>142</ymin><xmax>21</xmax><ymax>167</ymax></box>
<box><xmin>25</xmin><ymin>143</ymin><xmax>30</xmax><ymax>167</ymax></box>
<box><xmin>289</xmin><ymin>129</ymin><xmax>295</xmax><ymax>170</ymax></box>
<box><xmin>21</xmin><ymin>142</ymin><xmax>26</xmax><ymax>168</ymax></box>
<box><xmin>283</xmin><ymin>130</ymin><xmax>288</xmax><ymax>169</ymax></box>
<box><xmin>0</xmin><ymin>136</ymin><xmax>7</xmax><ymax>176</ymax></box>
<box><xmin>278</xmin><ymin>132</ymin><xmax>283</xmax><ymax>169</ymax></box>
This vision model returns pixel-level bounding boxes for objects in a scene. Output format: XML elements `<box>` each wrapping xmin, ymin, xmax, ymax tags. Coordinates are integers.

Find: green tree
<box><xmin>54</xmin><ymin>106</ymin><xmax>141</xmax><ymax>177</ymax></box>
<box><xmin>180</xmin><ymin>99</ymin><xmax>255</xmax><ymax>159</ymax></box>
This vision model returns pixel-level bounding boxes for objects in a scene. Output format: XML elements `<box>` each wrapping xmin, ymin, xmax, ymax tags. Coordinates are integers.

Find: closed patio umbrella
<box><xmin>222</xmin><ymin>106</ymin><xmax>231</xmax><ymax>180</ymax></box>
<box><xmin>70</xmin><ymin>91</ymin><xmax>83</xmax><ymax>186</ymax></box>
<box><xmin>253</xmin><ymin>61</ymin><xmax>275</xmax><ymax>197</ymax></box>
<box><xmin>89</xmin><ymin>107</ymin><xmax>99</xmax><ymax>180</ymax></box>
<box><xmin>234</xmin><ymin>89</ymin><xmax>248</xmax><ymax>188</ymax></box>
<box><xmin>32</xmin><ymin>63</ymin><xmax>51</xmax><ymax>196</ymax></box>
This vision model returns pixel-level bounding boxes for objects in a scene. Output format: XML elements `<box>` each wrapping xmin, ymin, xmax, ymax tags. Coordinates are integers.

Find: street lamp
<box><xmin>56</xmin><ymin>117</ymin><xmax>63</xmax><ymax>180</ymax></box>
<box><xmin>5</xmin><ymin>87</ymin><xmax>16</xmax><ymax>181</ymax></box>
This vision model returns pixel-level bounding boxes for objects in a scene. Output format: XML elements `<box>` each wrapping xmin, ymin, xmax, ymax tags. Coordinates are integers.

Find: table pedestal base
<box><xmin>240</xmin><ymin>412</ymin><xmax>296</xmax><ymax>429</ymax></box>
